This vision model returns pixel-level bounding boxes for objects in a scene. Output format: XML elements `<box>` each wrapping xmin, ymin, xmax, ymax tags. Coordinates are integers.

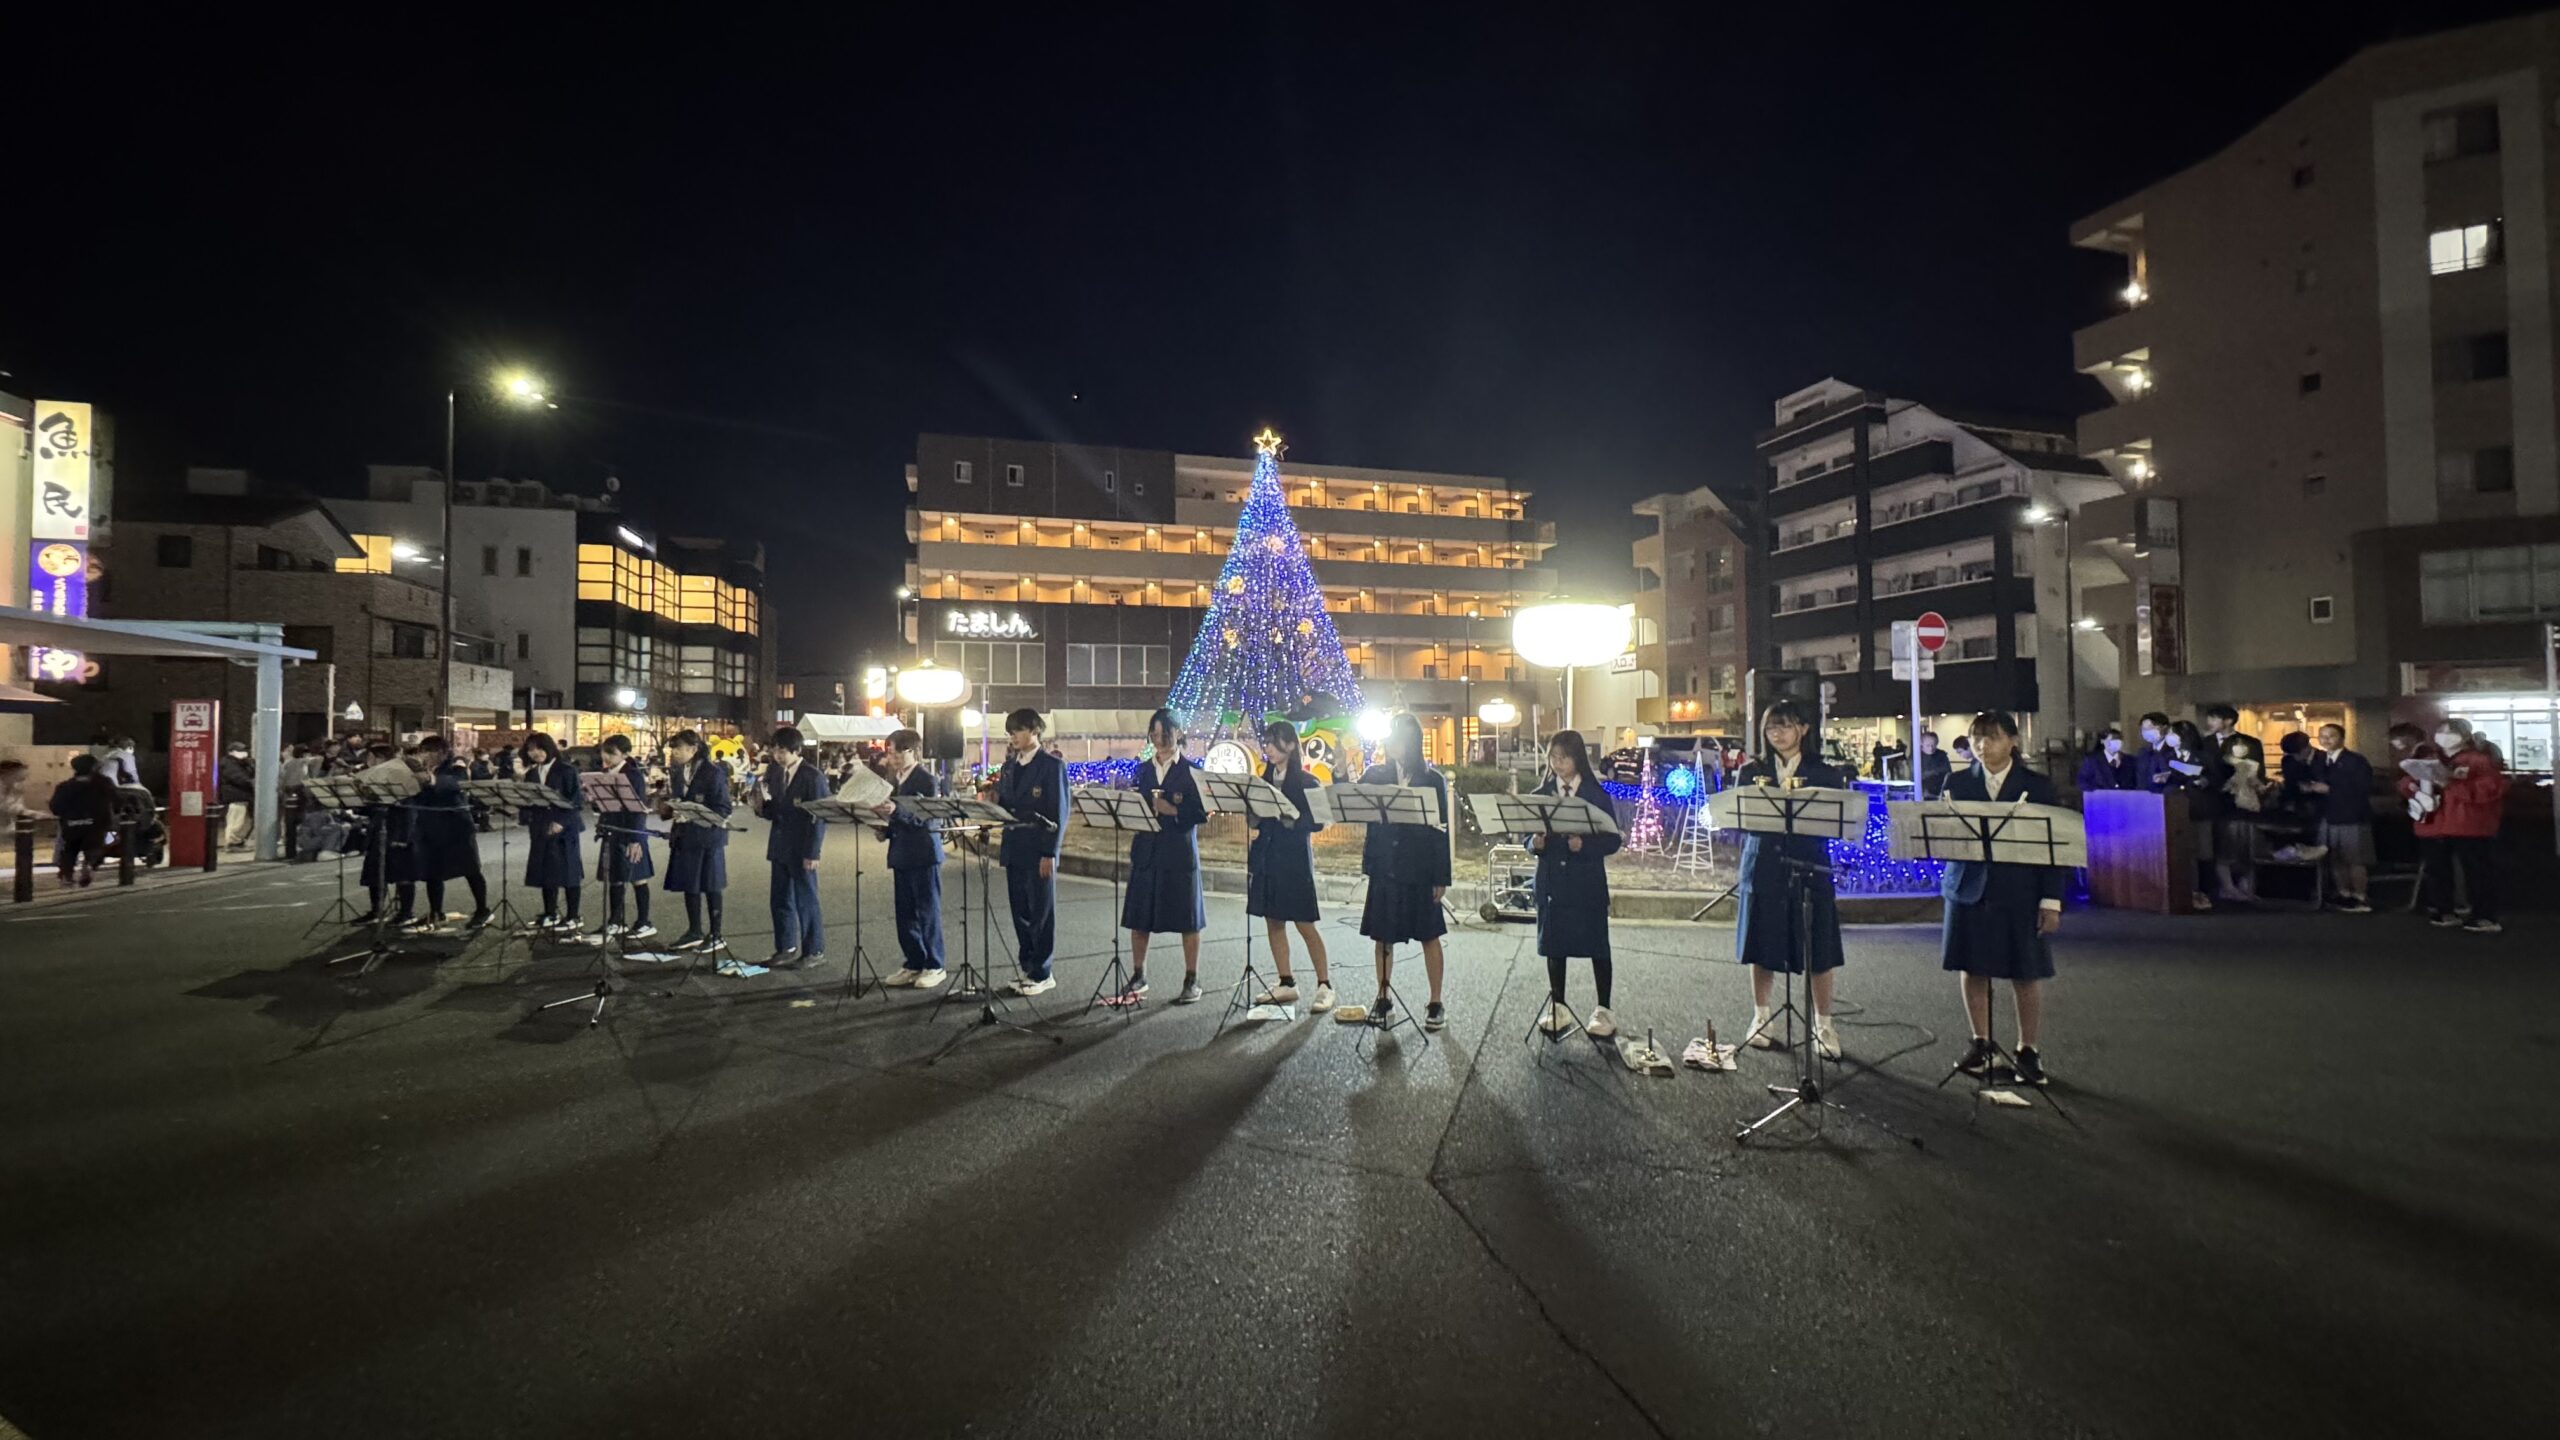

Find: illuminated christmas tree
<box><xmin>1164</xmin><ymin>429</ymin><xmax>1364</xmax><ymax>733</ymax></box>
<box><xmin>1624</xmin><ymin>748</ymin><xmax>1666</xmax><ymax>854</ymax></box>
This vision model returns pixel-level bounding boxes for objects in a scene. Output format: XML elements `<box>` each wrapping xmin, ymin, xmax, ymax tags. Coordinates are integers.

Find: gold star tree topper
<box><xmin>1252</xmin><ymin>427</ymin><xmax>1285</xmax><ymax>456</ymax></box>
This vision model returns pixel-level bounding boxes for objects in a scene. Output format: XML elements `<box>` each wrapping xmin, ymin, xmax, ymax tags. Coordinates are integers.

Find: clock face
<box><xmin>36</xmin><ymin>542</ymin><xmax>83</xmax><ymax>579</ymax></box>
<box><xmin>1202</xmin><ymin>740</ymin><xmax>1255</xmax><ymax>776</ymax></box>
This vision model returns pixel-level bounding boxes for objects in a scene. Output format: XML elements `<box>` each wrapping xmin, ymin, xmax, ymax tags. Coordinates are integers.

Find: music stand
<box><xmin>1200</xmin><ymin>772</ymin><xmax>1302</xmax><ymax>1035</ymax></box>
<box><xmin>297</xmin><ymin>775</ymin><xmax>369</xmax><ymax>933</ymax></box>
<box><xmin>1717</xmin><ymin>784</ymin><xmax>1917</xmax><ymax>1147</ymax></box>
<box><xmin>1071</xmin><ymin>786</ymin><xmax>1159</xmax><ymax>1020</ymax></box>
<box><xmin>1320</xmin><ymin>781</ymin><xmax>1443</xmax><ymax>1052</ymax></box>
<box><xmin>1469</xmin><ymin>791</ymin><xmax>1621</xmax><ymax>1057</ymax></box>
<box><xmin>795</xmin><ymin>796</ymin><xmax>889</xmax><ymax>1004</ymax></box>
<box><xmin>579</xmin><ymin>769</ymin><xmax>660</xmax><ymax>949</ymax></box>
<box><xmin>1890</xmin><ymin>798</ymin><xmax>2085</xmax><ymax>1119</ymax></box>
<box><xmin>322</xmin><ymin>770</ymin><xmax>428</xmax><ymax>978</ymax></box>
<box><xmin>461</xmin><ymin>779</ymin><xmax>555</xmax><ymax>961</ymax></box>
<box><xmin>897</xmin><ymin>795</ymin><xmax>1061</xmax><ymax>1061</ymax></box>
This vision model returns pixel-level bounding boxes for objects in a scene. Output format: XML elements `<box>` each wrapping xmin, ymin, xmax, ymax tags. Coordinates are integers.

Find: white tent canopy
<box><xmin>796</xmin><ymin>713</ymin><xmax>903</xmax><ymax>742</ymax></box>
<box><xmin>0</xmin><ymin>605</ymin><xmax>316</xmax><ymax>862</ymax></box>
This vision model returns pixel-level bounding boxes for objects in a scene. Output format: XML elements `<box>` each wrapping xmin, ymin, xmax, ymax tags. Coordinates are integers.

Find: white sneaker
<box><xmin>882</xmin><ymin>968</ymin><xmax>921</xmax><ymax>988</ymax></box>
<box><xmin>1309</xmin><ymin>984</ymin><xmax>1337</xmax><ymax>1013</ymax></box>
<box><xmin>1586</xmin><ymin>1006</ymin><xmax>1618</xmax><ymax>1039</ymax></box>
<box><xmin>1815</xmin><ymin>1016</ymin><xmax>1841</xmax><ymax>1060</ymax></box>
<box><xmin>912</xmin><ymin>969</ymin><xmax>950</xmax><ymax>990</ymax></box>
<box><xmin>1254</xmin><ymin>982</ymin><xmax>1300</xmax><ymax>1006</ymax></box>
<box><xmin>1538</xmin><ymin>1002</ymin><xmax>1573</xmax><ymax>1036</ymax></box>
<box><xmin>1744</xmin><ymin>1008</ymin><xmax>1779</xmax><ymax>1049</ymax></box>
<box><xmin>1009</xmin><ymin>975</ymin><xmax>1057</xmax><ymax>996</ymax></box>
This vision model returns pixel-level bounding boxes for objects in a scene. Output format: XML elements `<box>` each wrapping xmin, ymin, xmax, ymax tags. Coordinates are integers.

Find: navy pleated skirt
<box><xmin>1360</xmin><ymin>879</ymin><xmax>1446</xmax><ymax>945</ymax></box>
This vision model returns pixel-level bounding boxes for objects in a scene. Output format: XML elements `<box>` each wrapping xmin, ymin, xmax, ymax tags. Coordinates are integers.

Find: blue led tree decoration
<box><xmin>1163</xmin><ymin>428</ymin><xmax>1365</xmax><ymax>733</ymax></box>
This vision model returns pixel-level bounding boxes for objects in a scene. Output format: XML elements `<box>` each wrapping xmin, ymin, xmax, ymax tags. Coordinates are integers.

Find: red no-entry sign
<box><xmin>1913</xmin><ymin>611</ymin><xmax>1950</xmax><ymax>654</ymax></box>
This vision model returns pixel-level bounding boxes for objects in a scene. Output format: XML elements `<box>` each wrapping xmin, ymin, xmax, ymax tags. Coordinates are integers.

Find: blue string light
<box><xmin>1597</xmin><ymin>778</ymin><xmax>1943</xmax><ymax>896</ymax></box>
<box><xmin>1161</xmin><ymin>432</ymin><xmax>1365</xmax><ymax>734</ymax></box>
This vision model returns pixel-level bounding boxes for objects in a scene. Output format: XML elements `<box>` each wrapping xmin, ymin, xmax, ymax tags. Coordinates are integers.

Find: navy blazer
<box><xmin>880</xmin><ymin>764</ymin><xmax>945</xmax><ymax>870</ymax></box>
<box><xmin>2313</xmin><ymin>748</ymin><xmax>2375</xmax><ymax>824</ymax></box>
<box><xmin>2076</xmin><ymin>751</ymin><xmax>2138</xmax><ymax>792</ymax></box>
<box><xmin>1354</xmin><ymin>762</ymin><xmax>1452</xmax><ymax>887</ymax></box>
<box><xmin>1733</xmin><ymin>755</ymin><xmax>1850</xmax><ymax>895</ymax></box>
<box><xmin>1130</xmin><ymin>756</ymin><xmax>1208</xmax><ymax>878</ymax></box>
<box><xmin>522</xmin><ymin>758</ymin><xmax>585</xmax><ymax>838</ymax></box>
<box><xmin>1528</xmin><ymin>776</ymin><xmax>1619</xmax><ymax>957</ymax></box>
<box><xmin>762</xmin><ymin>759</ymin><xmax>830</xmax><ymax>863</ymax></box>
<box><xmin>593</xmin><ymin>759</ymin><xmax>653</xmax><ymax>841</ymax></box>
<box><xmin>666</xmin><ymin>757</ymin><xmax>733</xmax><ymax>851</ymax></box>
<box><xmin>992</xmin><ymin>748</ymin><xmax>1067</xmax><ymax>868</ymax></box>
<box><xmin>1938</xmin><ymin>763</ymin><xmax>2068</xmax><ymax>908</ymax></box>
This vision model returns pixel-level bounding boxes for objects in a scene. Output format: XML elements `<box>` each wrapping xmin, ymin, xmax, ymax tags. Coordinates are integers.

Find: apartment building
<box><xmin>1755</xmin><ymin>380</ymin><xmax>2123</xmax><ymax>756</ymax></box>
<box><xmin>1632</xmin><ymin>484</ymin><xmax>1752</xmax><ymax>733</ymax></box>
<box><xmin>2070</xmin><ymin>10</ymin><xmax>2560</xmax><ymax>768</ymax></box>
<box><xmin>903</xmin><ymin>433</ymin><xmax>1558</xmax><ymax>759</ymax></box>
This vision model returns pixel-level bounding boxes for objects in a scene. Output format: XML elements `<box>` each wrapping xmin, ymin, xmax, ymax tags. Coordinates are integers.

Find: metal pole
<box><xmin>2546</xmin><ymin>622</ymin><xmax>2557</xmax><ymax>857</ymax></box>
<box><xmin>2061</xmin><ymin>510</ymin><xmax>2078</xmax><ymax>755</ymax></box>
<box><xmin>436</xmin><ymin>388</ymin><xmax>456</xmax><ymax>736</ymax></box>
<box><xmin>1908</xmin><ymin>637</ymin><xmax>1923</xmax><ymax>797</ymax></box>
<box><xmin>252</xmin><ymin>650</ymin><xmax>284</xmax><ymax>862</ymax></box>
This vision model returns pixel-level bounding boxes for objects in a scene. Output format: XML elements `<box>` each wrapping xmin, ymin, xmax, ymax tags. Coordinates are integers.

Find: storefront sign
<box><xmin>32</xmin><ymin>400</ymin><xmax>95</xmax><ymax>541</ymax></box>
<box><xmin>944</xmin><ymin>609</ymin><xmax>1037</xmax><ymax>639</ymax></box>
<box><xmin>27</xmin><ymin>539</ymin><xmax>88</xmax><ymax>683</ymax></box>
<box><xmin>168</xmin><ymin>699</ymin><xmax>220</xmax><ymax>867</ymax></box>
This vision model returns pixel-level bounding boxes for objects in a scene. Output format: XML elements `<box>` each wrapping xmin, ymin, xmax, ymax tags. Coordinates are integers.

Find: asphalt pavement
<box><xmin>1</xmin><ymin>827</ymin><xmax>2554</xmax><ymax>1439</ymax></box>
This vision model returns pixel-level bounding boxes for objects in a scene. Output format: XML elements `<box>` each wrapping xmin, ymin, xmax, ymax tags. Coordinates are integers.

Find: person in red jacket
<box><xmin>2402</xmin><ymin>718</ymin><xmax>2508</xmax><ymax>934</ymax></box>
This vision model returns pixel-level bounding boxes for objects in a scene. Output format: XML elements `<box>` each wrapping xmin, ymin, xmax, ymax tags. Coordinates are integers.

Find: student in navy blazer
<box><xmin>872</xmin><ymin>728</ymin><xmax>948</xmax><ymax>985</ymax></box>
<box><xmin>1528</xmin><ymin>729</ymin><xmax>1622</xmax><ymax>1038</ymax></box>
<box><xmin>592</xmin><ymin>733</ymin><xmax>658</xmax><ymax>940</ymax></box>
<box><xmin>988</xmin><ymin>708</ymin><xmax>1068</xmax><ymax>993</ymax></box>
<box><xmin>1122</xmin><ymin>708</ymin><xmax>1208</xmax><ymax>1003</ymax></box>
<box><xmin>517</xmin><ymin>732</ymin><xmax>586</xmax><ymax>930</ymax></box>
<box><xmin>1732</xmin><ymin>699</ymin><xmax>1848</xmax><ymax>1059</ymax></box>
<box><xmin>1939</xmin><ymin>711</ymin><xmax>2067</xmax><ymax>1087</ymax></box>
<box><xmin>1357</xmin><ymin>713</ymin><xmax>1454</xmax><ymax>1033</ymax></box>
<box><xmin>1247</xmin><ymin>719</ymin><xmax>1333</xmax><ymax>1011</ymax></box>
<box><xmin>658</xmin><ymin>728</ymin><xmax>733</xmax><ymax>952</ymax></box>
<box><xmin>757</xmin><ymin>726</ymin><xmax>831</xmax><ymax>966</ymax></box>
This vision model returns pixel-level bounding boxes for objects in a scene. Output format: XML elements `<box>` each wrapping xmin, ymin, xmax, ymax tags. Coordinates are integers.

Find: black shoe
<box><xmin>1424</xmin><ymin>1002</ymin><xmax>1446</xmax><ymax>1032</ymax></box>
<box><xmin>349</xmin><ymin>910</ymin><xmax>383</xmax><ymax>927</ymax></box>
<box><xmin>798</xmin><ymin>951</ymin><xmax>827</xmax><ymax>967</ymax></box>
<box><xmin>699</xmin><ymin>935</ymin><xmax>726</xmax><ymax>954</ymax></box>
<box><xmin>764</xmin><ymin>947</ymin><xmax>801</xmax><ymax>968</ymax></box>
<box><xmin>2013</xmin><ymin>1046</ymin><xmax>2048</xmax><ymax>1087</ymax></box>
<box><xmin>669</xmin><ymin>930</ymin><xmax>706</xmax><ymax>952</ymax></box>
<box><xmin>1955</xmin><ymin>1037</ymin><xmax>1994</xmax><ymax>1076</ymax></box>
<box><xmin>1369</xmin><ymin>995</ymin><xmax>1395</xmax><ymax>1027</ymax></box>
<box><xmin>465</xmin><ymin>909</ymin><xmax>493</xmax><ymax>932</ymax></box>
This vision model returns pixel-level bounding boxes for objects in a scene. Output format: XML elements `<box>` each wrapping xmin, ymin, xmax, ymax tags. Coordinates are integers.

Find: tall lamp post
<box><xmin>437</xmin><ymin>370</ymin><xmax>554</xmax><ymax>733</ymax></box>
<box><xmin>894</xmin><ymin>660</ymin><xmax>969</xmax><ymax>766</ymax></box>
<box><xmin>2026</xmin><ymin>503</ymin><xmax>2082</xmax><ymax>752</ymax></box>
<box><xmin>1477</xmin><ymin>697</ymin><xmax>1518</xmax><ymax>766</ymax></box>
<box><xmin>1512</xmin><ymin>601</ymin><xmax>1633</xmax><ymax>736</ymax></box>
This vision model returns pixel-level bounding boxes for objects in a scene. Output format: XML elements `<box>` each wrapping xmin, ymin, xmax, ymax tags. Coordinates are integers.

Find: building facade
<box><xmin>1754</xmin><ymin>380</ymin><xmax>2122</xmax><ymax>757</ymax></box>
<box><xmin>2070</xmin><ymin>11</ymin><xmax>2560</xmax><ymax>769</ymax></box>
<box><xmin>331</xmin><ymin>468</ymin><xmax>775</xmax><ymax>744</ymax></box>
<box><xmin>31</xmin><ymin>476</ymin><xmax>516</xmax><ymax>764</ymax></box>
<box><xmin>1632</xmin><ymin>484</ymin><xmax>1752</xmax><ymax>735</ymax></box>
<box><xmin>903</xmin><ymin>433</ymin><xmax>1558</xmax><ymax>760</ymax></box>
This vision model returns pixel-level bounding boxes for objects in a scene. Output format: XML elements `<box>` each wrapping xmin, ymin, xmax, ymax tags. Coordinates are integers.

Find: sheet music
<box><xmin>2398</xmin><ymin>758</ymin><xmax>2450</xmax><ymax>787</ymax></box>
<box><xmin>1710</xmin><ymin>784</ymin><xmax>1864</xmax><ymax>840</ymax></box>
<box><xmin>355</xmin><ymin>758</ymin><xmax>423</xmax><ymax>799</ymax></box>
<box><xmin>1466</xmin><ymin>791</ymin><xmax>1620</xmax><ymax>837</ymax></box>
<box><xmin>1199</xmin><ymin>773</ymin><xmax>1296</xmax><ymax>822</ymax></box>
<box><xmin>1887</xmin><ymin>800</ymin><xmax>2087</xmax><ymax>868</ymax></box>
<box><xmin>1321</xmin><ymin>782</ymin><xmax>1443</xmax><ymax>829</ymax></box>
<box><xmin>834</xmin><ymin>763</ymin><xmax>892</xmax><ymax>810</ymax></box>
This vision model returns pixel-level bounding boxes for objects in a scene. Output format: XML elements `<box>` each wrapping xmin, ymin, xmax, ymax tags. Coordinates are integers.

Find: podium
<box><xmin>1200</xmin><ymin>772</ymin><xmax>1301</xmax><ymax>1034</ymax></box>
<box><xmin>2083</xmin><ymin>789</ymin><xmax>2198</xmax><ymax>914</ymax></box>
<box><xmin>1070</xmin><ymin>785</ymin><xmax>1158</xmax><ymax>1019</ymax></box>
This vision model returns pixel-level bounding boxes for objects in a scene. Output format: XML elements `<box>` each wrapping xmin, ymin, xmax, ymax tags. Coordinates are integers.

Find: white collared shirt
<box><xmin>1153</xmin><ymin>755</ymin><xmax>1174</xmax><ymax>787</ymax></box>
<box><xmin>1980</xmin><ymin>761</ymin><xmax>2012</xmax><ymax>796</ymax></box>
<box><xmin>1772</xmin><ymin>752</ymin><xmax>1801</xmax><ymax>782</ymax></box>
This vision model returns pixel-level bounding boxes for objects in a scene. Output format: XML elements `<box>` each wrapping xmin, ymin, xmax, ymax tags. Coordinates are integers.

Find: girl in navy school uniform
<box><xmin>1358</xmin><ymin>712</ymin><xmax>1453</xmax><ymax>1033</ymax></box>
<box><xmin>1247</xmin><ymin>719</ymin><xmax>1332</xmax><ymax>1012</ymax></box>
<box><xmin>1122</xmin><ymin>708</ymin><xmax>1209</xmax><ymax>1004</ymax></box>
<box><xmin>658</xmin><ymin>728</ymin><xmax>732</xmax><ymax>953</ymax></box>
<box><xmin>517</xmin><ymin>732</ymin><xmax>586</xmax><ymax>931</ymax></box>
<box><xmin>872</xmin><ymin>728</ymin><xmax>948</xmax><ymax>986</ymax></box>
<box><xmin>592</xmin><ymin>733</ymin><xmax>658</xmax><ymax>941</ymax></box>
<box><xmin>397</xmin><ymin>735</ymin><xmax>490</xmax><ymax>932</ymax></box>
<box><xmin>1939</xmin><ymin>710</ymin><xmax>2067</xmax><ymax>1087</ymax></box>
<box><xmin>1732</xmin><ymin>698</ymin><xmax>1848</xmax><ymax>1059</ymax></box>
<box><xmin>1530</xmin><ymin>729</ymin><xmax>1623</xmax><ymax>1038</ymax></box>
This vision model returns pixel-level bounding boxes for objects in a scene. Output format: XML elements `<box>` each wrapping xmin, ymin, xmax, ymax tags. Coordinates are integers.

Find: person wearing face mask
<box><xmin>2406</xmin><ymin>717</ymin><xmax>2508</xmax><ymax>934</ymax></box>
<box><xmin>2131</xmin><ymin>713</ymin><xmax>2177</xmax><ymax>790</ymax></box>
<box><xmin>2076</xmin><ymin>727</ymin><xmax>2136</xmax><ymax>793</ymax></box>
<box><xmin>1940</xmin><ymin>711</ymin><xmax>2067</xmax><ymax>1087</ymax></box>
<box><xmin>2303</xmin><ymin>723</ymin><xmax>2374</xmax><ymax>912</ymax></box>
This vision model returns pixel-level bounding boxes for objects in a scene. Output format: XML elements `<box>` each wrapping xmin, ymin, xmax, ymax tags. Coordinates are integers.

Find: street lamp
<box><xmin>2028</xmin><ymin>503</ymin><xmax>2081</xmax><ymax>749</ymax></box>
<box><xmin>438</xmin><ymin>368</ymin><xmax>553</xmax><ymax>735</ymax></box>
<box><xmin>1478</xmin><ymin>697</ymin><xmax>1518</xmax><ymax>762</ymax></box>
<box><xmin>1512</xmin><ymin>601</ymin><xmax>1631</xmax><ymax>733</ymax></box>
<box><xmin>894</xmin><ymin>660</ymin><xmax>969</xmax><ymax>758</ymax></box>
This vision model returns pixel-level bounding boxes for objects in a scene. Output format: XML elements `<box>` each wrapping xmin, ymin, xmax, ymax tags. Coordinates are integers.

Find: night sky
<box><xmin>4</xmin><ymin>3</ymin><xmax>2530</xmax><ymax>671</ymax></box>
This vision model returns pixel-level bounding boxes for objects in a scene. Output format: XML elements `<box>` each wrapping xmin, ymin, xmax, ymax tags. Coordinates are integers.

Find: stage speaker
<box><xmin>923</xmin><ymin>707</ymin><xmax>965</xmax><ymax>762</ymax></box>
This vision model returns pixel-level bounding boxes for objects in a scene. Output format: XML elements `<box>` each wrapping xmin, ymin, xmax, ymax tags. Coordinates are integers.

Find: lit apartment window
<box><xmin>2428</xmin><ymin>222</ymin><xmax>2501</xmax><ymax>275</ymax></box>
